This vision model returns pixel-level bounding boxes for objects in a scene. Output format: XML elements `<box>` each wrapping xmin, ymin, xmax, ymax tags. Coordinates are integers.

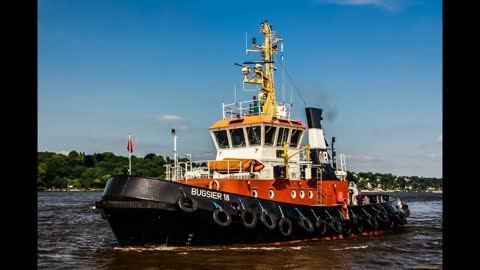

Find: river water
<box><xmin>37</xmin><ymin>191</ymin><xmax>442</xmax><ymax>269</ymax></box>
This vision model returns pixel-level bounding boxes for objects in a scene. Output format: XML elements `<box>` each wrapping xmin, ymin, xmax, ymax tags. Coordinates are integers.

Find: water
<box><xmin>38</xmin><ymin>192</ymin><xmax>442</xmax><ymax>269</ymax></box>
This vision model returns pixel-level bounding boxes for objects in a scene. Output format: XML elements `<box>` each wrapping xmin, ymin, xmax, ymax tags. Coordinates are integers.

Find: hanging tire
<box><xmin>241</xmin><ymin>208</ymin><xmax>258</xmax><ymax>229</ymax></box>
<box><xmin>402</xmin><ymin>205</ymin><xmax>410</xmax><ymax>218</ymax></box>
<box><xmin>212</xmin><ymin>208</ymin><xmax>232</xmax><ymax>227</ymax></box>
<box><xmin>364</xmin><ymin>215</ymin><xmax>380</xmax><ymax>229</ymax></box>
<box><xmin>177</xmin><ymin>197</ymin><xmax>198</xmax><ymax>213</ymax></box>
<box><xmin>394</xmin><ymin>212</ymin><xmax>407</xmax><ymax>225</ymax></box>
<box><xmin>351</xmin><ymin>217</ymin><xmax>364</xmax><ymax>234</ymax></box>
<box><xmin>297</xmin><ymin>216</ymin><xmax>314</xmax><ymax>233</ymax></box>
<box><xmin>278</xmin><ymin>217</ymin><xmax>293</xmax><ymax>237</ymax></box>
<box><xmin>315</xmin><ymin>219</ymin><xmax>328</xmax><ymax>235</ymax></box>
<box><xmin>260</xmin><ymin>211</ymin><xmax>277</xmax><ymax>230</ymax></box>
<box><xmin>342</xmin><ymin>219</ymin><xmax>352</xmax><ymax>237</ymax></box>
<box><xmin>386</xmin><ymin>214</ymin><xmax>396</xmax><ymax>228</ymax></box>
<box><xmin>376</xmin><ymin>211</ymin><xmax>389</xmax><ymax>224</ymax></box>
<box><xmin>328</xmin><ymin>218</ymin><xmax>343</xmax><ymax>235</ymax></box>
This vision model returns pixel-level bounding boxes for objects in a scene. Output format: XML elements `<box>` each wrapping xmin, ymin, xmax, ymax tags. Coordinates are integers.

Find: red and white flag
<box><xmin>127</xmin><ymin>133</ymin><xmax>133</xmax><ymax>153</ymax></box>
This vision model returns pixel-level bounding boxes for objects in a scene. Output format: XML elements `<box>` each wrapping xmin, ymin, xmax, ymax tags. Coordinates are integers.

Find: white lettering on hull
<box><xmin>191</xmin><ymin>187</ymin><xmax>230</xmax><ymax>201</ymax></box>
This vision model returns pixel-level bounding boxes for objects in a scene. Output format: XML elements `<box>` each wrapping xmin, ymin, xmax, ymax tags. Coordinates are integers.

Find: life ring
<box><xmin>260</xmin><ymin>211</ymin><xmax>277</xmax><ymax>230</ymax></box>
<box><xmin>177</xmin><ymin>197</ymin><xmax>198</xmax><ymax>213</ymax></box>
<box><xmin>297</xmin><ymin>216</ymin><xmax>314</xmax><ymax>233</ymax></box>
<box><xmin>315</xmin><ymin>219</ymin><xmax>328</xmax><ymax>235</ymax></box>
<box><xmin>209</xmin><ymin>179</ymin><xmax>220</xmax><ymax>190</ymax></box>
<box><xmin>212</xmin><ymin>208</ymin><xmax>232</xmax><ymax>227</ymax></box>
<box><xmin>328</xmin><ymin>218</ymin><xmax>343</xmax><ymax>235</ymax></box>
<box><xmin>241</xmin><ymin>208</ymin><xmax>258</xmax><ymax>229</ymax></box>
<box><xmin>394</xmin><ymin>212</ymin><xmax>407</xmax><ymax>225</ymax></box>
<box><xmin>278</xmin><ymin>217</ymin><xmax>293</xmax><ymax>237</ymax></box>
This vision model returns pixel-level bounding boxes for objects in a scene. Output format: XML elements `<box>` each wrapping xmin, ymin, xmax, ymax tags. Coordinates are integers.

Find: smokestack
<box><xmin>305</xmin><ymin>107</ymin><xmax>329</xmax><ymax>165</ymax></box>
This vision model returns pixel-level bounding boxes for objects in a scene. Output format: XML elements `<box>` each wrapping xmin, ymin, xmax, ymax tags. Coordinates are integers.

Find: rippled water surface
<box><xmin>38</xmin><ymin>192</ymin><xmax>442</xmax><ymax>269</ymax></box>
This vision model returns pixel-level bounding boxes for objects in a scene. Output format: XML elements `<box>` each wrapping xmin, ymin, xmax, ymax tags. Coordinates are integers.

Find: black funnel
<box><xmin>305</xmin><ymin>107</ymin><xmax>323</xmax><ymax>129</ymax></box>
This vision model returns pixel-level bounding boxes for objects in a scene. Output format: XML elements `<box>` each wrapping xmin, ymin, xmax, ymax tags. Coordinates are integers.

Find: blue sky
<box><xmin>38</xmin><ymin>0</ymin><xmax>442</xmax><ymax>178</ymax></box>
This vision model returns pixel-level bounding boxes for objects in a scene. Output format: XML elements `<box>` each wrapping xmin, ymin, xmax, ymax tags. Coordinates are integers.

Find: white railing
<box><xmin>222</xmin><ymin>100</ymin><xmax>292</xmax><ymax>119</ymax></box>
<box><xmin>165</xmin><ymin>159</ymin><xmax>260</xmax><ymax>181</ymax></box>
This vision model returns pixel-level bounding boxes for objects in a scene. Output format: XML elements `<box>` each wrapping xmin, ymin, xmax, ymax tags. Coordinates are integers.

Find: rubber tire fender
<box><xmin>212</xmin><ymin>208</ymin><xmax>232</xmax><ymax>227</ymax></box>
<box><xmin>386</xmin><ymin>214</ymin><xmax>396</xmax><ymax>228</ymax></box>
<box><xmin>351</xmin><ymin>217</ymin><xmax>364</xmax><ymax>234</ymax></box>
<box><xmin>315</xmin><ymin>219</ymin><xmax>328</xmax><ymax>235</ymax></box>
<box><xmin>365</xmin><ymin>215</ymin><xmax>380</xmax><ymax>230</ymax></box>
<box><xmin>177</xmin><ymin>197</ymin><xmax>198</xmax><ymax>213</ymax></box>
<box><xmin>278</xmin><ymin>217</ymin><xmax>293</xmax><ymax>237</ymax></box>
<box><xmin>328</xmin><ymin>218</ymin><xmax>343</xmax><ymax>235</ymax></box>
<box><xmin>297</xmin><ymin>216</ymin><xmax>314</xmax><ymax>233</ymax></box>
<box><xmin>259</xmin><ymin>211</ymin><xmax>277</xmax><ymax>230</ymax></box>
<box><xmin>241</xmin><ymin>208</ymin><xmax>258</xmax><ymax>229</ymax></box>
<box><xmin>394</xmin><ymin>212</ymin><xmax>407</xmax><ymax>225</ymax></box>
<box><xmin>342</xmin><ymin>219</ymin><xmax>352</xmax><ymax>237</ymax></box>
<box><xmin>376</xmin><ymin>211</ymin><xmax>390</xmax><ymax>224</ymax></box>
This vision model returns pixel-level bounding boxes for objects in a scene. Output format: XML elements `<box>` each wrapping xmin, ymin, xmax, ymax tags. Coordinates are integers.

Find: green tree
<box><xmin>144</xmin><ymin>153</ymin><xmax>157</xmax><ymax>160</ymax></box>
<box><xmin>37</xmin><ymin>162</ymin><xmax>48</xmax><ymax>190</ymax></box>
<box><xmin>84</xmin><ymin>155</ymin><xmax>95</xmax><ymax>168</ymax></box>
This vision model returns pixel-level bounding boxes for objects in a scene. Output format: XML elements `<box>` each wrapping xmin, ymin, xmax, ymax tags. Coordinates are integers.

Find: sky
<box><xmin>38</xmin><ymin>0</ymin><xmax>442</xmax><ymax>178</ymax></box>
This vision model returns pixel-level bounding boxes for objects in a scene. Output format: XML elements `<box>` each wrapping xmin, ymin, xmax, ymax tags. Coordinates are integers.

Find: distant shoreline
<box><xmin>40</xmin><ymin>188</ymin><xmax>104</xmax><ymax>192</ymax></box>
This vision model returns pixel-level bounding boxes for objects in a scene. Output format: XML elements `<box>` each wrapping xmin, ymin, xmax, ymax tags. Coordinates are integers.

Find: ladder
<box><xmin>316</xmin><ymin>168</ymin><xmax>323</xmax><ymax>205</ymax></box>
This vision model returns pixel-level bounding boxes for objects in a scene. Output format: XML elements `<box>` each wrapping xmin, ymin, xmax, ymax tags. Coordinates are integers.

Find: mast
<box><xmin>172</xmin><ymin>128</ymin><xmax>177</xmax><ymax>180</ymax></box>
<box><xmin>242</xmin><ymin>20</ymin><xmax>283</xmax><ymax>116</ymax></box>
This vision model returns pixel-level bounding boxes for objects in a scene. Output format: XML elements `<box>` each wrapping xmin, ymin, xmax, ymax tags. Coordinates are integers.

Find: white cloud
<box><xmin>158</xmin><ymin>114</ymin><xmax>184</xmax><ymax>122</ymax></box>
<box><xmin>58</xmin><ymin>150</ymin><xmax>70</xmax><ymax>156</ymax></box>
<box><xmin>437</xmin><ymin>134</ymin><xmax>442</xmax><ymax>144</ymax></box>
<box><xmin>314</xmin><ymin>0</ymin><xmax>407</xmax><ymax>11</ymax></box>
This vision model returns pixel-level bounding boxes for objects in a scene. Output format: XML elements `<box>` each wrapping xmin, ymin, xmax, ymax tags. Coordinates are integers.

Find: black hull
<box><xmin>96</xmin><ymin>175</ymin><xmax>409</xmax><ymax>246</ymax></box>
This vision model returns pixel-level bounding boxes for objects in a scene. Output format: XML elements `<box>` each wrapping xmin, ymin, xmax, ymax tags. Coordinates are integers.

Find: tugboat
<box><xmin>96</xmin><ymin>20</ymin><xmax>410</xmax><ymax>246</ymax></box>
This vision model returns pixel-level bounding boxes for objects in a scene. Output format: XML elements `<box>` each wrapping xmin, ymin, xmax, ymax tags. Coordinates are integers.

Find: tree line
<box><xmin>37</xmin><ymin>151</ymin><xmax>442</xmax><ymax>192</ymax></box>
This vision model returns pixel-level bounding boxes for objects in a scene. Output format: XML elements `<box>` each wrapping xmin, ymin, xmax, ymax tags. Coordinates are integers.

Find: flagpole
<box><xmin>127</xmin><ymin>132</ymin><xmax>133</xmax><ymax>175</ymax></box>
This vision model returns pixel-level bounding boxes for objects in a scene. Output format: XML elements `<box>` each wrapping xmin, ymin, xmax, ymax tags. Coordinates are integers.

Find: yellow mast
<box><xmin>242</xmin><ymin>20</ymin><xmax>283</xmax><ymax>116</ymax></box>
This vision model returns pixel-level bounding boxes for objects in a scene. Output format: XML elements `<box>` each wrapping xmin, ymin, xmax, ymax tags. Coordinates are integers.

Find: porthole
<box><xmin>308</xmin><ymin>190</ymin><xmax>313</xmax><ymax>199</ymax></box>
<box><xmin>299</xmin><ymin>190</ymin><xmax>305</xmax><ymax>198</ymax></box>
<box><xmin>291</xmin><ymin>190</ymin><xmax>297</xmax><ymax>198</ymax></box>
<box><xmin>268</xmin><ymin>189</ymin><xmax>275</xmax><ymax>199</ymax></box>
<box><xmin>252</xmin><ymin>190</ymin><xmax>258</xmax><ymax>198</ymax></box>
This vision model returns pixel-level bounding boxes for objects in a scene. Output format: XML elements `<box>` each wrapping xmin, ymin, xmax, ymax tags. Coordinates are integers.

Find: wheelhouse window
<box><xmin>276</xmin><ymin>127</ymin><xmax>289</xmax><ymax>147</ymax></box>
<box><xmin>246</xmin><ymin>126</ymin><xmax>261</xmax><ymax>146</ymax></box>
<box><xmin>230</xmin><ymin>128</ymin><xmax>246</xmax><ymax>147</ymax></box>
<box><xmin>213</xmin><ymin>130</ymin><xmax>229</xmax><ymax>149</ymax></box>
<box><xmin>265</xmin><ymin>126</ymin><xmax>277</xmax><ymax>146</ymax></box>
<box><xmin>290</xmin><ymin>129</ymin><xmax>303</xmax><ymax>148</ymax></box>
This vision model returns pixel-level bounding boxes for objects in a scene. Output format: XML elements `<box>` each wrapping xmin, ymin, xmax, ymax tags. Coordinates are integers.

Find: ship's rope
<box><xmin>295</xmin><ymin>208</ymin><xmax>306</xmax><ymax>219</ymax></box>
<box><xmin>349</xmin><ymin>208</ymin><xmax>358</xmax><ymax>218</ymax></box>
<box><xmin>213</xmin><ymin>201</ymin><xmax>222</xmax><ymax>210</ymax></box>
<box><xmin>277</xmin><ymin>205</ymin><xmax>285</xmax><ymax>218</ymax></box>
<box><xmin>278</xmin><ymin>60</ymin><xmax>307</xmax><ymax>106</ymax></box>
<box><xmin>361</xmin><ymin>207</ymin><xmax>371</xmax><ymax>217</ymax></box>
<box><xmin>310</xmin><ymin>209</ymin><xmax>320</xmax><ymax>220</ymax></box>
<box><xmin>258</xmin><ymin>201</ymin><xmax>266</xmax><ymax>213</ymax></box>
<box><xmin>238</xmin><ymin>198</ymin><xmax>246</xmax><ymax>210</ymax></box>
